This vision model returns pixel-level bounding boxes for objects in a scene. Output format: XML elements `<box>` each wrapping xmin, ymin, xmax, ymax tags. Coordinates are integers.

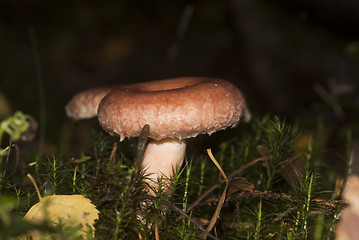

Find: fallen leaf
<box><xmin>21</xmin><ymin>195</ymin><xmax>99</xmax><ymax>239</ymax></box>
<box><xmin>19</xmin><ymin>174</ymin><xmax>99</xmax><ymax>239</ymax></box>
<box><xmin>227</xmin><ymin>177</ymin><xmax>254</xmax><ymax>196</ymax></box>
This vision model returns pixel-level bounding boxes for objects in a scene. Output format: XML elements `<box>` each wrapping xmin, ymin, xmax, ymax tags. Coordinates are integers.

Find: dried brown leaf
<box><xmin>227</xmin><ymin>177</ymin><xmax>254</xmax><ymax>196</ymax></box>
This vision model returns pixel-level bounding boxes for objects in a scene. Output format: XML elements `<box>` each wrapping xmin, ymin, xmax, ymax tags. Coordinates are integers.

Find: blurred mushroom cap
<box><xmin>66</xmin><ymin>86</ymin><xmax>120</xmax><ymax>119</ymax></box>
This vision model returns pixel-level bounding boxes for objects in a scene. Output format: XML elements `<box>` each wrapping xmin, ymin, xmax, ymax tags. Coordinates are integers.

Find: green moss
<box><xmin>0</xmin><ymin>115</ymin><xmax>346</xmax><ymax>239</ymax></box>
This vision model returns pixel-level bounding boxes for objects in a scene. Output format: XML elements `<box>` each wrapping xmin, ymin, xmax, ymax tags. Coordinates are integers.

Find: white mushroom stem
<box><xmin>140</xmin><ymin>138</ymin><xmax>186</xmax><ymax>194</ymax></box>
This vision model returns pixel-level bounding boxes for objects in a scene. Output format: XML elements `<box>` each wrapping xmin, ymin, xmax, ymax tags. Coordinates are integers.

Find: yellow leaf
<box><xmin>20</xmin><ymin>195</ymin><xmax>99</xmax><ymax>239</ymax></box>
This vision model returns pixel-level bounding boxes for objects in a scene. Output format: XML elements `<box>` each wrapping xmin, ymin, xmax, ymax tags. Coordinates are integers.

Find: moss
<box><xmin>0</xmin><ymin>115</ymin><xmax>346</xmax><ymax>239</ymax></box>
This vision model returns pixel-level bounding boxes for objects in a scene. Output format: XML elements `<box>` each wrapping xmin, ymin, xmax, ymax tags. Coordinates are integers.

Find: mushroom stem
<box><xmin>141</xmin><ymin>138</ymin><xmax>186</xmax><ymax>193</ymax></box>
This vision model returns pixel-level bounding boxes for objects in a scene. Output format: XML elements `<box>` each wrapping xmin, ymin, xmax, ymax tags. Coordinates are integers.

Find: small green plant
<box><xmin>0</xmin><ymin>111</ymin><xmax>37</xmax><ymax>146</ymax></box>
<box><xmin>0</xmin><ymin>111</ymin><xmax>37</xmax><ymax>193</ymax></box>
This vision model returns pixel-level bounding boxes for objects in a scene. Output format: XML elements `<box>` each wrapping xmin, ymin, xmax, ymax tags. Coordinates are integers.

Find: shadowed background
<box><xmin>0</xmin><ymin>0</ymin><xmax>358</xmax><ymax>173</ymax></box>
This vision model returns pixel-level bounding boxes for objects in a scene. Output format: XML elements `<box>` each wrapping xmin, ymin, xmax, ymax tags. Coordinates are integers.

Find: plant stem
<box><xmin>181</xmin><ymin>161</ymin><xmax>191</xmax><ymax>237</ymax></box>
<box><xmin>303</xmin><ymin>173</ymin><xmax>313</xmax><ymax>239</ymax></box>
<box><xmin>72</xmin><ymin>164</ymin><xmax>78</xmax><ymax>193</ymax></box>
<box><xmin>198</xmin><ymin>160</ymin><xmax>205</xmax><ymax>197</ymax></box>
<box><xmin>254</xmin><ymin>199</ymin><xmax>262</xmax><ymax>240</ymax></box>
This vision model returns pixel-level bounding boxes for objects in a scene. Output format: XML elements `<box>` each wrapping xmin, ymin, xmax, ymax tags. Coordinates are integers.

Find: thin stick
<box><xmin>0</xmin><ymin>144</ymin><xmax>12</xmax><ymax>155</ymax></box>
<box><xmin>199</xmin><ymin>190</ymin><xmax>296</xmax><ymax>207</ymax></box>
<box><xmin>10</xmin><ymin>161</ymin><xmax>36</xmax><ymax>177</ymax></box>
<box><xmin>227</xmin><ymin>157</ymin><xmax>267</xmax><ymax>179</ymax></box>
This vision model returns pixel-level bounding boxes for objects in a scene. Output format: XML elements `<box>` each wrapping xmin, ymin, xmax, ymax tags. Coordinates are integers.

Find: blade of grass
<box><xmin>27</xmin><ymin>173</ymin><xmax>42</xmax><ymax>201</ymax></box>
<box><xmin>201</xmin><ymin>149</ymin><xmax>229</xmax><ymax>240</ymax></box>
<box><xmin>155</xmin><ymin>222</ymin><xmax>160</xmax><ymax>240</ymax></box>
<box><xmin>109</xmin><ymin>142</ymin><xmax>118</xmax><ymax>163</ymax></box>
<box><xmin>254</xmin><ymin>199</ymin><xmax>262</xmax><ymax>240</ymax></box>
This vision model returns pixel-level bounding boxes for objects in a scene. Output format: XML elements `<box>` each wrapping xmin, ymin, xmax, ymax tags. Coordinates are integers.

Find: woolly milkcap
<box><xmin>65</xmin><ymin>86</ymin><xmax>119</xmax><ymax>119</ymax></box>
<box><xmin>97</xmin><ymin>77</ymin><xmax>247</xmax><ymax>141</ymax></box>
<box><xmin>66</xmin><ymin>77</ymin><xmax>249</xmax><ymax>201</ymax></box>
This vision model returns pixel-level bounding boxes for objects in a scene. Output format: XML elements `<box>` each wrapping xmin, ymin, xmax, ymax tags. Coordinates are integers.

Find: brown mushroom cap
<box><xmin>65</xmin><ymin>86</ymin><xmax>119</xmax><ymax>119</ymax></box>
<box><xmin>98</xmin><ymin>77</ymin><xmax>247</xmax><ymax>141</ymax></box>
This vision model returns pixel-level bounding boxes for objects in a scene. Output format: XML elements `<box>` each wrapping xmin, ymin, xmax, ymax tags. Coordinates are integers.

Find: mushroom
<box><xmin>65</xmin><ymin>86</ymin><xmax>121</xmax><ymax>120</ymax></box>
<box><xmin>97</xmin><ymin>77</ymin><xmax>249</xmax><ymax>192</ymax></box>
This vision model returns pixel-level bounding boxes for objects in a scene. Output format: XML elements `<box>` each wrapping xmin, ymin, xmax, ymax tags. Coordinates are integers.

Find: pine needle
<box><xmin>202</xmin><ymin>149</ymin><xmax>229</xmax><ymax>239</ymax></box>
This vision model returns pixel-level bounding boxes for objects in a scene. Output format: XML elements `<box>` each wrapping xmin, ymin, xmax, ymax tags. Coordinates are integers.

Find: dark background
<box><xmin>0</xmin><ymin>0</ymin><xmax>358</xmax><ymax>161</ymax></box>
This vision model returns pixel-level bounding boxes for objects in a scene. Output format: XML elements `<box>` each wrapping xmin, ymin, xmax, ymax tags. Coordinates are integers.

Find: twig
<box><xmin>228</xmin><ymin>190</ymin><xmax>295</xmax><ymax>202</ymax></box>
<box><xmin>140</xmin><ymin>194</ymin><xmax>219</xmax><ymax>240</ymax></box>
<box><xmin>10</xmin><ymin>161</ymin><xmax>36</xmax><ymax>178</ymax></box>
<box><xmin>0</xmin><ymin>145</ymin><xmax>12</xmax><ymax>155</ymax></box>
<box><xmin>197</xmin><ymin>190</ymin><xmax>296</xmax><ymax>208</ymax></box>
<box><xmin>188</xmin><ymin>157</ymin><xmax>266</xmax><ymax>211</ymax></box>
<box><xmin>273</xmin><ymin>207</ymin><xmax>297</xmax><ymax>222</ymax></box>
<box><xmin>10</xmin><ymin>143</ymin><xmax>20</xmax><ymax>177</ymax></box>
<box><xmin>228</xmin><ymin>157</ymin><xmax>267</xmax><ymax>180</ymax></box>
<box><xmin>198</xmin><ymin>191</ymin><xmax>341</xmax><ymax>214</ymax></box>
